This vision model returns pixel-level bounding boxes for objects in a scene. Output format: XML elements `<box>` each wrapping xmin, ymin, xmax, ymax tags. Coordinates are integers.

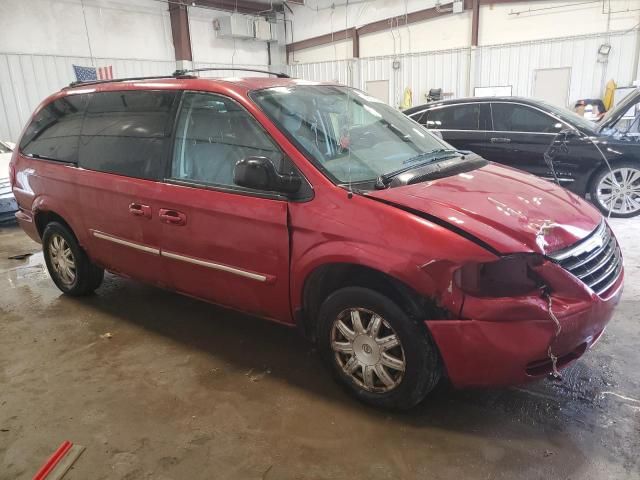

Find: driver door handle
<box><xmin>159</xmin><ymin>208</ymin><xmax>187</xmax><ymax>226</ymax></box>
<box><xmin>129</xmin><ymin>203</ymin><xmax>151</xmax><ymax>219</ymax></box>
<box><xmin>491</xmin><ymin>137</ymin><xmax>511</xmax><ymax>144</ymax></box>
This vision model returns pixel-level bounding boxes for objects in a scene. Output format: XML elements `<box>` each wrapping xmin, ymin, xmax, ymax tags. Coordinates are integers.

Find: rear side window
<box><xmin>425</xmin><ymin>104</ymin><xmax>480</xmax><ymax>130</ymax></box>
<box><xmin>20</xmin><ymin>94</ymin><xmax>89</xmax><ymax>163</ymax></box>
<box><xmin>491</xmin><ymin>103</ymin><xmax>562</xmax><ymax>133</ymax></box>
<box><xmin>79</xmin><ymin>91</ymin><xmax>177</xmax><ymax>180</ymax></box>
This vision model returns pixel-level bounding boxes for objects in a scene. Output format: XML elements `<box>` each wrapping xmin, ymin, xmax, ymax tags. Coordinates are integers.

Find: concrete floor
<box><xmin>0</xmin><ymin>219</ymin><xmax>639</xmax><ymax>480</ymax></box>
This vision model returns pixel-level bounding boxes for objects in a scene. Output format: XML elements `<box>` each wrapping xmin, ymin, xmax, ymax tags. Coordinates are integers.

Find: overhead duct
<box><xmin>213</xmin><ymin>13</ymin><xmax>284</xmax><ymax>43</ymax></box>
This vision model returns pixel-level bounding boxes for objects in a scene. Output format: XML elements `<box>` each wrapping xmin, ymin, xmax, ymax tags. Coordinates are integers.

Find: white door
<box><xmin>365</xmin><ymin>80</ymin><xmax>390</xmax><ymax>105</ymax></box>
<box><xmin>532</xmin><ymin>67</ymin><xmax>571</xmax><ymax>108</ymax></box>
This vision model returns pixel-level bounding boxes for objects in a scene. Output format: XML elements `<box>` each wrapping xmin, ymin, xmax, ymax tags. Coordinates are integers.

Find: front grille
<box><xmin>549</xmin><ymin>221</ymin><xmax>622</xmax><ymax>296</ymax></box>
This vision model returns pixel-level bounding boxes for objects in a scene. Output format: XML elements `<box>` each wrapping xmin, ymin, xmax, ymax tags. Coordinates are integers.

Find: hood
<box><xmin>366</xmin><ymin>162</ymin><xmax>602</xmax><ymax>256</ymax></box>
<box><xmin>598</xmin><ymin>88</ymin><xmax>640</xmax><ymax>132</ymax></box>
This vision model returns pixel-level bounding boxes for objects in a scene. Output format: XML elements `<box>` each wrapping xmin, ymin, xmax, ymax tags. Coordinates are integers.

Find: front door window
<box><xmin>171</xmin><ymin>92</ymin><xmax>283</xmax><ymax>188</ymax></box>
<box><xmin>491</xmin><ymin>103</ymin><xmax>562</xmax><ymax>134</ymax></box>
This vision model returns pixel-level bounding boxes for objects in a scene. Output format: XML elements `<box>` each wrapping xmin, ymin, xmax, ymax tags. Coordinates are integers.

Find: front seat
<box><xmin>187</xmin><ymin>111</ymin><xmax>237</xmax><ymax>186</ymax></box>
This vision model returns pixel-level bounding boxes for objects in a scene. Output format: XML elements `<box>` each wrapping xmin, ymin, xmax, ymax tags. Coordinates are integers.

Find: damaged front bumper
<box><xmin>426</xmin><ymin>260</ymin><xmax>624</xmax><ymax>388</ymax></box>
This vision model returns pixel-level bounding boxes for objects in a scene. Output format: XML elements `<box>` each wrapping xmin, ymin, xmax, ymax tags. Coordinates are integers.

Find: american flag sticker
<box><xmin>97</xmin><ymin>65</ymin><xmax>113</xmax><ymax>80</ymax></box>
<box><xmin>72</xmin><ymin>64</ymin><xmax>114</xmax><ymax>82</ymax></box>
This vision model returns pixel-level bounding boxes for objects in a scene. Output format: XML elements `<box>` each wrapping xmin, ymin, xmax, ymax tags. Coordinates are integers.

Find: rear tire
<box><xmin>42</xmin><ymin>222</ymin><xmax>104</xmax><ymax>295</ymax></box>
<box><xmin>589</xmin><ymin>162</ymin><xmax>640</xmax><ymax>218</ymax></box>
<box><xmin>317</xmin><ymin>286</ymin><xmax>441</xmax><ymax>410</ymax></box>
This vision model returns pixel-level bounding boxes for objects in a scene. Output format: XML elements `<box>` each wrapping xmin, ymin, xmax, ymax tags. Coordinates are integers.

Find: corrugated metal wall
<box><xmin>286</xmin><ymin>28</ymin><xmax>639</xmax><ymax>108</ymax></box>
<box><xmin>0</xmin><ymin>53</ymin><xmax>176</xmax><ymax>142</ymax></box>
<box><xmin>475</xmin><ymin>29</ymin><xmax>639</xmax><ymax>101</ymax></box>
<box><xmin>359</xmin><ymin>48</ymin><xmax>470</xmax><ymax>108</ymax></box>
<box><xmin>286</xmin><ymin>59</ymin><xmax>353</xmax><ymax>85</ymax></box>
<box><xmin>192</xmin><ymin>61</ymin><xmax>272</xmax><ymax>77</ymax></box>
<box><xmin>1</xmin><ymin>29</ymin><xmax>638</xmax><ymax>141</ymax></box>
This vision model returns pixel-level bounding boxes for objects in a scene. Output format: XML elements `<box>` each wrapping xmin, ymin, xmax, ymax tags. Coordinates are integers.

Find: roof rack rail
<box><xmin>66</xmin><ymin>67</ymin><xmax>289</xmax><ymax>88</ymax></box>
<box><xmin>172</xmin><ymin>67</ymin><xmax>290</xmax><ymax>78</ymax></box>
<box><xmin>65</xmin><ymin>74</ymin><xmax>188</xmax><ymax>89</ymax></box>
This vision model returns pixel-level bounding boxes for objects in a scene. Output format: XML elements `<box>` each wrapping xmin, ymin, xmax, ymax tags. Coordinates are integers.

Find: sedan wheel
<box><xmin>48</xmin><ymin>233</ymin><xmax>77</xmax><ymax>287</ymax></box>
<box><xmin>331</xmin><ymin>307</ymin><xmax>406</xmax><ymax>393</ymax></box>
<box><xmin>595</xmin><ymin>166</ymin><xmax>640</xmax><ymax>216</ymax></box>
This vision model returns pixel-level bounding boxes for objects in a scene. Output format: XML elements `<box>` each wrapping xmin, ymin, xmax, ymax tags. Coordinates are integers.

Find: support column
<box><xmin>169</xmin><ymin>3</ymin><xmax>193</xmax><ymax>71</ymax></box>
<box><xmin>471</xmin><ymin>0</ymin><xmax>479</xmax><ymax>47</ymax></box>
<box><xmin>352</xmin><ymin>28</ymin><xmax>359</xmax><ymax>58</ymax></box>
<box><xmin>468</xmin><ymin>0</ymin><xmax>480</xmax><ymax>96</ymax></box>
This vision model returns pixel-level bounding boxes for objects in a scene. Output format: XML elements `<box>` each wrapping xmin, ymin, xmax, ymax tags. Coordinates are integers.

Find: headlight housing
<box><xmin>454</xmin><ymin>254</ymin><xmax>545</xmax><ymax>297</ymax></box>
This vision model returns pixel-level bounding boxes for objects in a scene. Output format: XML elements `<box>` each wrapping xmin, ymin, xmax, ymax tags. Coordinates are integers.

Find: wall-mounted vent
<box><xmin>213</xmin><ymin>14</ymin><xmax>255</xmax><ymax>40</ymax></box>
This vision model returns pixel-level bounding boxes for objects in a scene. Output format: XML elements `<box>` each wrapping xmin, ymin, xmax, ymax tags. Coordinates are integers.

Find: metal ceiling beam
<box><xmin>286</xmin><ymin>28</ymin><xmax>356</xmax><ymax>52</ymax></box>
<box><xmin>285</xmin><ymin>0</ymin><xmax>536</xmax><ymax>58</ymax></box>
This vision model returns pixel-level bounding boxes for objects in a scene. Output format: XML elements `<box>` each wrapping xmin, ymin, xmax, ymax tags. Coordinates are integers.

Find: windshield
<box><xmin>251</xmin><ymin>85</ymin><xmax>450</xmax><ymax>184</ymax></box>
<box><xmin>599</xmin><ymin>89</ymin><xmax>640</xmax><ymax>133</ymax></box>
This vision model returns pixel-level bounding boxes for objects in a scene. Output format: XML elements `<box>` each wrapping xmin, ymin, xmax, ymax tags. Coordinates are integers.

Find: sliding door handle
<box><xmin>159</xmin><ymin>208</ymin><xmax>187</xmax><ymax>226</ymax></box>
<box><xmin>129</xmin><ymin>203</ymin><xmax>151</xmax><ymax>219</ymax></box>
<box><xmin>490</xmin><ymin>137</ymin><xmax>511</xmax><ymax>144</ymax></box>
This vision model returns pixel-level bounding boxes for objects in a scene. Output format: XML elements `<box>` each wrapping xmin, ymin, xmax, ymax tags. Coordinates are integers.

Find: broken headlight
<box><xmin>454</xmin><ymin>254</ymin><xmax>545</xmax><ymax>297</ymax></box>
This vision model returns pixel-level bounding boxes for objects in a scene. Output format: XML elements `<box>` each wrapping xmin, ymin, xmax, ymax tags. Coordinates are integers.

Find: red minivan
<box><xmin>9</xmin><ymin>71</ymin><xmax>624</xmax><ymax>409</ymax></box>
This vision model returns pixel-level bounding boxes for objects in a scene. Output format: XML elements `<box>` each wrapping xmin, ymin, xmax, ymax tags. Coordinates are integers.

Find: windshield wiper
<box><xmin>402</xmin><ymin>149</ymin><xmax>465</xmax><ymax>165</ymax></box>
<box><xmin>376</xmin><ymin>149</ymin><xmax>466</xmax><ymax>188</ymax></box>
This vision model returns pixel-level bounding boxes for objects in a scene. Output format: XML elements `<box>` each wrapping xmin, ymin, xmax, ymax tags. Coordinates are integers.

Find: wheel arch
<box><xmin>297</xmin><ymin>262</ymin><xmax>446</xmax><ymax>342</ymax></box>
<box><xmin>34</xmin><ymin>210</ymin><xmax>76</xmax><ymax>240</ymax></box>
<box><xmin>31</xmin><ymin>195</ymin><xmax>86</xmax><ymax>245</ymax></box>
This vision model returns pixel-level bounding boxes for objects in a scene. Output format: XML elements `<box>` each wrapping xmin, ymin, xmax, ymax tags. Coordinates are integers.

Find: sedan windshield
<box><xmin>251</xmin><ymin>85</ymin><xmax>450</xmax><ymax>184</ymax></box>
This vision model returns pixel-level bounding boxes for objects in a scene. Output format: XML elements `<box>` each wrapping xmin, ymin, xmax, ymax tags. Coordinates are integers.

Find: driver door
<box><xmin>158</xmin><ymin>92</ymin><xmax>292</xmax><ymax>322</ymax></box>
<box><xmin>485</xmin><ymin>102</ymin><xmax>564</xmax><ymax>178</ymax></box>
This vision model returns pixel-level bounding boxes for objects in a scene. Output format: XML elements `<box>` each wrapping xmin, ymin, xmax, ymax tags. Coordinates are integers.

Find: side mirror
<box><xmin>234</xmin><ymin>156</ymin><xmax>301</xmax><ymax>195</ymax></box>
<box><xmin>430</xmin><ymin>129</ymin><xmax>444</xmax><ymax>140</ymax></box>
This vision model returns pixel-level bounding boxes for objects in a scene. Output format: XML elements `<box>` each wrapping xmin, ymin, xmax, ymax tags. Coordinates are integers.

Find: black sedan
<box><xmin>404</xmin><ymin>91</ymin><xmax>640</xmax><ymax>217</ymax></box>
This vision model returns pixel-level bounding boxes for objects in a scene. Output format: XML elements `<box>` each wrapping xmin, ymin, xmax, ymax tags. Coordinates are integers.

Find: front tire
<box><xmin>317</xmin><ymin>287</ymin><xmax>441</xmax><ymax>410</ymax></box>
<box><xmin>42</xmin><ymin>222</ymin><xmax>104</xmax><ymax>295</ymax></box>
<box><xmin>590</xmin><ymin>162</ymin><xmax>640</xmax><ymax>218</ymax></box>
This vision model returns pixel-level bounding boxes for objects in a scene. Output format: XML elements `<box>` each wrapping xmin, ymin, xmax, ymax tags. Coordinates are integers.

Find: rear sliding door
<box><xmin>77</xmin><ymin>90</ymin><xmax>179</xmax><ymax>286</ymax></box>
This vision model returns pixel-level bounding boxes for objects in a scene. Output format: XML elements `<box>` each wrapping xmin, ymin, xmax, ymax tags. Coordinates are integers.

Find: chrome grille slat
<box><xmin>561</xmin><ymin>229</ymin><xmax>611</xmax><ymax>270</ymax></box>
<box><xmin>586</xmin><ymin>248</ymin><xmax>621</xmax><ymax>287</ymax></box>
<box><xmin>594</xmin><ymin>262</ymin><xmax>623</xmax><ymax>295</ymax></box>
<box><xmin>549</xmin><ymin>221</ymin><xmax>622</xmax><ymax>297</ymax></box>
<box><xmin>575</xmin><ymin>240</ymin><xmax>616</xmax><ymax>279</ymax></box>
<box><xmin>551</xmin><ymin>221</ymin><xmax>607</xmax><ymax>261</ymax></box>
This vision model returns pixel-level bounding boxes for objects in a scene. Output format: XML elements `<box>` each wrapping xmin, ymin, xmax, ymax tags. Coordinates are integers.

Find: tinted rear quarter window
<box><xmin>79</xmin><ymin>90</ymin><xmax>177</xmax><ymax>180</ymax></box>
<box><xmin>20</xmin><ymin>94</ymin><xmax>89</xmax><ymax>163</ymax></box>
<box><xmin>425</xmin><ymin>104</ymin><xmax>480</xmax><ymax>130</ymax></box>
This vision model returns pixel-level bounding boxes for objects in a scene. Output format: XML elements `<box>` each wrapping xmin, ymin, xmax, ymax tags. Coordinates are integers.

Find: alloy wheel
<box><xmin>49</xmin><ymin>234</ymin><xmax>77</xmax><ymax>286</ymax></box>
<box><xmin>331</xmin><ymin>307</ymin><xmax>406</xmax><ymax>393</ymax></box>
<box><xmin>596</xmin><ymin>167</ymin><xmax>640</xmax><ymax>215</ymax></box>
